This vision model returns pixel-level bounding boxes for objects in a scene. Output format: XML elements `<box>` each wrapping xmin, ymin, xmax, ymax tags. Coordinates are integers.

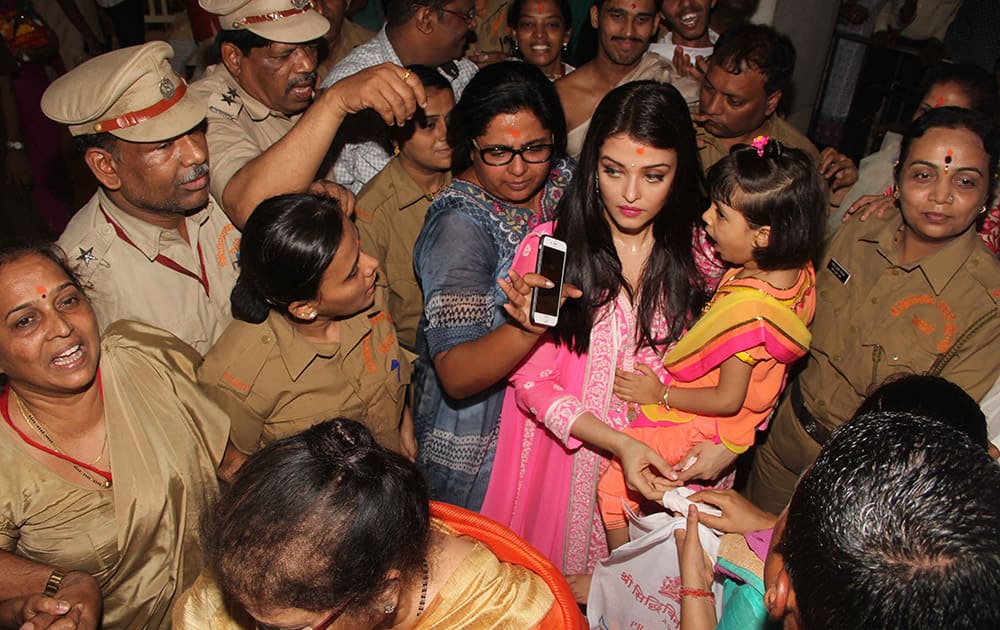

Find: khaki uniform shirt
<box><xmin>355</xmin><ymin>157</ymin><xmax>450</xmax><ymax>352</ymax></box>
<box><xmin>197</xmin><ymin>288</ymin><xmax>413</xmax><ymax>455</ymax></box>
<box><xmin>190</xmin><ymin>65</ymin><xmax>334</xmax><ymax>214</ymax></box>
<box><xmin>698</xmin><ymin>115</ymin><xmax>822</xmax><ymax>172</ymax></box>
<box><xmin>0</xmin><ymin>322</ymin><xmax>228</xmax><ymax>629</ymax></box>
<box><xmin>57</xmin><ymin>189</ymin><xmax>240</xmax><ymax>356</ymax></box>
<box><xmin>801</xmin><ymin>212</ymin><xmax>1000</xmax><ymax>429</ymax></box>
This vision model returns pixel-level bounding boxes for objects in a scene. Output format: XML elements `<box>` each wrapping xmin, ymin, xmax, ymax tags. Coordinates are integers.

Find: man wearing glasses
<box><xmin>193</xmin><ymin>0</ymin><xmax>427</xmax><ymax>226</ymax></box>
<box><xmin>320</xmin><ymin>0</ymin><xmax>480</xmax><ymax>192</ymax></box>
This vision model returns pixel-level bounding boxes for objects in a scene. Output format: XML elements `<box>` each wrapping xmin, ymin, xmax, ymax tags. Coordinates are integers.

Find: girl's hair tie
<box><xmin>751</xmin><ymin>135</ymin><xmax>770</xmax><ymax>157</ymax></box>
<box><xmin>748</xmin><ymin>135</ymin><xmax>783</xmax><ymax>158</ymax></box>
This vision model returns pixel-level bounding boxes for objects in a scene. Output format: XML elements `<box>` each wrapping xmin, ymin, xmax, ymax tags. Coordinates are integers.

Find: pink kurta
<box><xmin>480</xmin><ymin>222</ymin><xmax>718</xmax><ymax>574</ymax></box>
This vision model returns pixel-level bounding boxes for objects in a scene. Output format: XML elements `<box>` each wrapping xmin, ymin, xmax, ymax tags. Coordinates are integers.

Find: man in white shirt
<box><xmin>649</xmin><ymin>0</ymin><xmax>718</xmax><ymax>72</ymax></box>
<box><xmin>320</xmin><ymin>0</ymin><xmax>479</xmax><ymax>192</ymax></box>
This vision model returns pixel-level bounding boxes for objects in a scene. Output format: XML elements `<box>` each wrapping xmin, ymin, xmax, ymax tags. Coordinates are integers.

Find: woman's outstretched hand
<box><xmin>498</xmin><ymin>269</ymin><xmax>581</xmax><ymax>335</ymax></box>
<box><xmin>685</xmin><ymin>489</ymin><xmax>778</xmax><ymax>533</ymax></box>
<box><xmin>675</xmin><ymin>505</ymin><xmax>714</xmax><ymax>591</ymax></box>
<box><xmin>615</xmin><ymin>433</ymin><xmax>682</xmax><ymax>500</ymax></box>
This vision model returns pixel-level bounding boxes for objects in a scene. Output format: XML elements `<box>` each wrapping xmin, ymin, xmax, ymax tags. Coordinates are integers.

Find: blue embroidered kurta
<box><xmin>412</xmin><ymin>156</ymin><xmax>574</xmax><ymax>510</ymax></box>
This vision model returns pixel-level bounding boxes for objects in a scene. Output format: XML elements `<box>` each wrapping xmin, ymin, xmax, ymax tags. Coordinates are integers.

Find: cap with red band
<box><xmin>199</xmin><ymin>0</ymin><xmax>329</xmax><ymax>42</ymax></box>
<box><xmin>40</xmin><ymin>41</ymin><xmax>208</xmax><ymax>143</ymax></box>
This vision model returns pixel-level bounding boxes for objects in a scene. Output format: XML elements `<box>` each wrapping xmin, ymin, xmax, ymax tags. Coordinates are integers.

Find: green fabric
<box><xmin>716</xmin><ymin>557</ymin><xmax>778</xmax><ymax>630</ymax></box>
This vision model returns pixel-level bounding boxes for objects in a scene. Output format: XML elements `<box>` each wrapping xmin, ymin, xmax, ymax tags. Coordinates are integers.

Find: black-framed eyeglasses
<box><xmin>472</xmin><ymin>140</ymin><xmax>554</xmax><ymax>166</ymax></box>
<box><xmin>437</xmin><ymin>6</ymin><xmax>477</xmax><ymax>25</ymax></box>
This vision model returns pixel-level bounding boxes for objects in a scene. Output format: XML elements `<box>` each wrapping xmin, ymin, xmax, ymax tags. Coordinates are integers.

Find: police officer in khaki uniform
<box><xmin>746</xmin><ymin>108</ymin><xmax>1000</xmax><ymax>514</ymax></box>
<box><xmin>43</xmin><ymin>42</ymin><xmax>240</xmax><ymax>356</ymax></box>
<box><xmin>191</xmin><ymin>0</ymin><xmax>429</xmax><ymax>227</ymax></box>
<box><xmin>197</xmin><ymin>193</ymin><xmax>416</xmax><ymax>460</ymax></box>
<box><xmin>199</xmin><ymin>290</ymin><xmax>414</xmax><ymax>456</ymax></box>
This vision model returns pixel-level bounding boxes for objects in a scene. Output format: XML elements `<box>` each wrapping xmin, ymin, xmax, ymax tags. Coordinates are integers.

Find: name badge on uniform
<box><xmin>827</xmin><ymin>258</ymin><xmax>850</xmax><ymax>284</ymax></box>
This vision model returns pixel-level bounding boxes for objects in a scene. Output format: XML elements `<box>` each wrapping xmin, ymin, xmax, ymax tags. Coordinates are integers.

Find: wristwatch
<box><xmin>6</xmin><ymin>140</ymin><xmax>24</xmax><ymax>150</ymax></box>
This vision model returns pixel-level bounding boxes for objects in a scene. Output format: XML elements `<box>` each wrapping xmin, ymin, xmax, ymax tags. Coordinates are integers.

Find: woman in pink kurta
<box><xmin>480</xmin><ymin>82</ymin><xmax>720</xmax><ymax>574</ymax></box>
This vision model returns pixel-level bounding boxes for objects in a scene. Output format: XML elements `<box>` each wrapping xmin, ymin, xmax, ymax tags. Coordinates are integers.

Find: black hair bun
<box><xmin>762</xmin><ymin>137</ymin><xmax>783</xmax><ymax>158</ymax></box>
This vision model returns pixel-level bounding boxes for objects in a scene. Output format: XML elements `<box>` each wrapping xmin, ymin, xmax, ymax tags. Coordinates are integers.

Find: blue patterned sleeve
<box><xmin>414</xmin><ymin>198</ymin><xmax>500</xmax><ymax>359</ymax></box>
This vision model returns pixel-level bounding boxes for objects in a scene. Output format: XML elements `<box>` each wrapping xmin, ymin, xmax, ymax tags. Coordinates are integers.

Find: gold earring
<box><xmin>393</xmin><ymin>144</ymin><xmax>400</xmax><ymax>156</ymax></box>
<box><xmin>305</xmin><ymin>310</ymin><xmax>317</xmax><ymax>321</ymax></box>
<box><xmin>981</xmin><ymin>206</ymin><xmax>988</xmax><ymax>215</ymax></box>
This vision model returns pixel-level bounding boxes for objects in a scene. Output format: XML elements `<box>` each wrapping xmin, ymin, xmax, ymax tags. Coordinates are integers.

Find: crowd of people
<box><xmin>1</xmin><ymin>0</ymin><xmax>999</xmax><ymax>627</ymax></box>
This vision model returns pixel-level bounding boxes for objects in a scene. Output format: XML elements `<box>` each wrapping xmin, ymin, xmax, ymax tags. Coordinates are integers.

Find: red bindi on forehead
<box><xmin>35</xmin><ymin>286</ymin><xmax>46</xmax><ymax>296</ymax></box>
<box><xmin>635</xmin><ymin>146</ymin><xmax>645</xmax><ymax>155</ymax></box>
<box><xmin>934</xmin><ymin>97</ymin><xmax>945</xmax><ymax>108</ymax></box>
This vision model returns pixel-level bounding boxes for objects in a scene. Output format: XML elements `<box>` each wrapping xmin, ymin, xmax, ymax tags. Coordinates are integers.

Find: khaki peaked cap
<box><xmin>199</xmin><ymin>0</ymin><xmax>329</xmax><ymax>42</ymax></box>
<box><xmin>41</xmin><ymin>42</ymin><xmax>207</xmax><ymax>143</ymax></box>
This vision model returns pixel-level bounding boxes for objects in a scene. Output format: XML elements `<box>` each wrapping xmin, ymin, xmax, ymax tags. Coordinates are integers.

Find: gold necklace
<box><xmin>11</xmin><ymin>391</ymin><xmax>112</xmax><ymax>489</ymax></box>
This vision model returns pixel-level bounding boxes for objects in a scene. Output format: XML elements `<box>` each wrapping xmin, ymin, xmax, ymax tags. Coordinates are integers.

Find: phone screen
<box><xmin>533</xmin><ymin>240</ymin><xmax>566</xmax><ymax>319</ymax></box>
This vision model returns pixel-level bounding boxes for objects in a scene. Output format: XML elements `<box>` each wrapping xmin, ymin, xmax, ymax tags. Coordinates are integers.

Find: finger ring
<box><xmin>401</xmin><ymin>70</ymin><xmax>412</xmax><ymax>81</ymax></box>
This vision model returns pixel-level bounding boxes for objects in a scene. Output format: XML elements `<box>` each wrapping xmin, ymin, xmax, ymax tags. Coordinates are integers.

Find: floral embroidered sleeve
<box><xmin>505</xmin><ymin>223</ymin><xmax>588</xmax><ymax>448</ymax></box>
<box><xmin>508</xmin><ymin>338</ymin><xmax>588</xmax><ymax>449</ymax></box>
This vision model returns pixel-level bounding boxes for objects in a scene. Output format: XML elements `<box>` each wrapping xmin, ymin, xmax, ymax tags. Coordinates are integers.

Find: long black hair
<box><xmin>230</xmin><ymin>193</ymin><xmax>347</xmax><ymax>323</ymax></box>
<box><xmin>551</xmin><ymin>81</ymin><xmax>709</xmax><ymax>353</ymax></box>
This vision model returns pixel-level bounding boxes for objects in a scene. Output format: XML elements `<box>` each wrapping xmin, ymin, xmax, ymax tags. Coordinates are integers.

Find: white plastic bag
<box><xmin>587</xmin><ymin>506</ymin><xmax>723</xmax><ymax>630</ymax></box>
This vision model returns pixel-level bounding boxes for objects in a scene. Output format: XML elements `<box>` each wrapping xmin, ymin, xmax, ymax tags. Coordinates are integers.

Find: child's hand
<box><xmin>613</xmin><ymin>364</ymin><xmax>666</xmax><ymax>405</ymax></box>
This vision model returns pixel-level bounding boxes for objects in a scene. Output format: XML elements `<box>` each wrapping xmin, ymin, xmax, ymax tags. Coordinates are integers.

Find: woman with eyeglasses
<box><xmin>173</xmin><ymin>418</ymin><xmax>584</xmax><ymax>629</ymax></box>
<box><xmin>412</xmin><ymin>61</ymin><xmax>574</xmax><ymax>512</ymax></box>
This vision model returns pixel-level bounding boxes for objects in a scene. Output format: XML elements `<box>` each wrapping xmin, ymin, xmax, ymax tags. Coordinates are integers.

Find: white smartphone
<box><xmin>529</xmin><ymin>235</ymin><xmax>568</xmax><ymax>327</ymax></box>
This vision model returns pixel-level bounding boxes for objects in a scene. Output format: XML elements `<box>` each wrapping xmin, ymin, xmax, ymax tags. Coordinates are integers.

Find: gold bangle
<box><xmin>659</xmin><ymin>383</ymin><xmax>672</xmax><ymax>410</ymax></box>
<box><xmin>43</xmin><ymin>568</ymin><xmax>69</xmax><ymax>597</ymax></box>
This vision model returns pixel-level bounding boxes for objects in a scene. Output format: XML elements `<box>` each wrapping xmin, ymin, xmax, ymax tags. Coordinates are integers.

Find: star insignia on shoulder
<box><xmin>221</xmin><ymin>87</ymin><xmax>238</xmax><ymax>105</ymax></box>
<box><xmin>76</xmin><ymin>247</ymin><xmax>97</xmax><ymax>265</ymax></box>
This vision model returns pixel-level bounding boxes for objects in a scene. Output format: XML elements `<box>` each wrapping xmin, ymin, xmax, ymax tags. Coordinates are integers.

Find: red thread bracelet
<box><xmin>680</xmin><ymin>587</ymin><xmax>715</xmax><ymax>601</ymax></box>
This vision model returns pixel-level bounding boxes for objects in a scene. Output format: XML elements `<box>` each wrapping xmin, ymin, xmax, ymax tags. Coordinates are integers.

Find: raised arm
<box><xmin>219</xmin><ymin>64</ymin><xmax>426</xmax><ymax>226</ymax></box>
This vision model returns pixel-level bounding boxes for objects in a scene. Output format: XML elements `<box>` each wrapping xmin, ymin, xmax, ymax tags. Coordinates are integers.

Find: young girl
<box><xmin>598</xmin><ymin>136</ymin><xmax>826</xmax><ymax>545</ymax></box>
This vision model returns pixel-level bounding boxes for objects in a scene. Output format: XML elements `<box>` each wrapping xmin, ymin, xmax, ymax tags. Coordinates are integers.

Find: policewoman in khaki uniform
<box><xmin>355</xmin><ymin>65</ymin><xmax>455</xmax><ymax>353</ymax></box>
<box><xmin>198</xmin><ymin>193</ymin><xmax>416</xmax><ymax>459</ymax></box>
<box><xmin>747</xmin><ymin>107</ymin><xmax>1000</xmax><ymax>514</ymax></box>
<box><xmin>42</xmin><ymin>41</ymin><xmax>240</xmax><ymax>357</ymax></box>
